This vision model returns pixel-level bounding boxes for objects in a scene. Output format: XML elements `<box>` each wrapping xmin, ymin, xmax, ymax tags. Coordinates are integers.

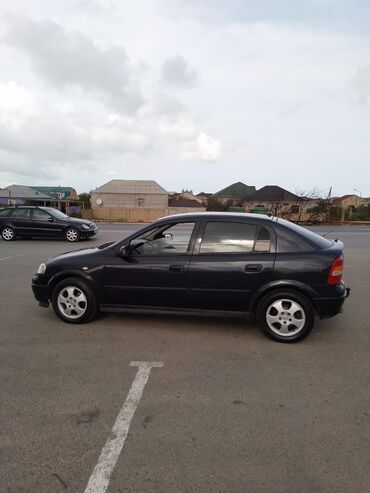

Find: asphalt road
<box><xmin>1</xmin><ymin>224</ymin><xmax>370</xmax><ymax>493</ymax></box>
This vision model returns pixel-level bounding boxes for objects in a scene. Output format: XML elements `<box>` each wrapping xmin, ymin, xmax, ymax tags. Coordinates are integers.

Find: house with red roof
<box><xmin>332</xmin><ymin>194</ymin><xmax>367</xmax><ymax>209</ymax></box>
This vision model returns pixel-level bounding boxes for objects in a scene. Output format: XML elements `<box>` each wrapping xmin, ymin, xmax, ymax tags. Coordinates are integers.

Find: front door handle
<box><xmin>169</xmin><ymin>265</ymin><xmax>184</xmax><ymax>272</ymax></box>
<box><xmin>244</xmin><ymin>264</ymin><xmax>262</xmax><ymax>272</ymax></box>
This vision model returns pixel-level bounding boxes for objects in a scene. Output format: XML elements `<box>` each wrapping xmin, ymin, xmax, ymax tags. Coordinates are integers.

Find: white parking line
<box><xmin>0</xmin><ymin>254</ymin><xmax>24</xmax><ymax>262</ymax></box>
<box><xmin>84</xmin><ymin>361</ymin><xmax>164</xmax><ymax>493</ymax></box>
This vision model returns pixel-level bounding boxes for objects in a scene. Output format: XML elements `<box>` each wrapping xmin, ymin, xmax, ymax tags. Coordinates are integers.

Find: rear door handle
<box><xmin>169</xmin><ymin>265</ymin><xmax>185</xmax><ymax>272</ymax></box>
<box><xmin>244</xmin><ymin>264</ymin><xmax>262</xmax><ymax>272</ymax></box>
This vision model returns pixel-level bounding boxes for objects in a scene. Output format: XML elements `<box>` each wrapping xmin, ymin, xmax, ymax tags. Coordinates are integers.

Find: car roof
<box><xmin>156</xmin><ymin>212</ymin><xmax>276</xmax><ymax>223</ymax></box>
<box><xmin>0</xmin><ymin>206</ymin><xmax>51</xmax><ymax>209</ymax></box>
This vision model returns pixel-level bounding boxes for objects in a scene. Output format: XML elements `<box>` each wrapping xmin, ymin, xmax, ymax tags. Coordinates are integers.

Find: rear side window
<box><xmin>276</xmin><ymin>218</ymin><xmax>333</xmax><ymax>250</ymax></box>
<box><xmin>0</xmin><ymin>209</ymin><xmax>11</xmax><ymax>217</ymax></box>
<box><xmin>200</xmin><ymin>221</ymin><xmax>271</xmax><ymax>254</ymax></box>
<box><xmin>276</xmin><ymin>228</ymin><xmax>314</xmax><ymax>253</ymax></box>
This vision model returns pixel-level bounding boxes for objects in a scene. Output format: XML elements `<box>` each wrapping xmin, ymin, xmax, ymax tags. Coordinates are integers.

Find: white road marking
<box><xmin>0</xmin><ymin>254</ymin><xmax>24</xmax><ymax>262</ymax></box>
<box><xmin>84</xmin><ymin>361</ymin><xmax>164</xmax><ymax>493</ymax></box>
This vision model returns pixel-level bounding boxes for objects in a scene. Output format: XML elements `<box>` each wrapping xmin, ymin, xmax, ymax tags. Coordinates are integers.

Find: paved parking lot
<box><xmin>1</xmin><ymin>224</ymin><xmax>370</xmax><ymax>492</ymax></box>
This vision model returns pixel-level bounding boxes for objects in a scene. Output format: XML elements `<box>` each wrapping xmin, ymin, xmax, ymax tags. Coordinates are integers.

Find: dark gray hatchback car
<box><xmin>32</xmin><ymin>212</ymin><xmax>349</xmax><ymax>343</ymax></box>
<box><xmin>0</xmin><ymin>206</ymin><xmax>97</xmax><ymax>242</ymax></box>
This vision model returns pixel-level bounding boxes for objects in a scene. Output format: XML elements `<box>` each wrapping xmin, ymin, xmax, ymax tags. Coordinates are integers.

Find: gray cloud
<box><xmin>353</xmin><ymin>65</ymin><xmax>370</xmax><ymax>105</ymax></box>
<box><xmin>161</xmin><ymin>55</ymin><xmax>198</xmax><ymax>87</ymax></box>
<box><xmin>150</xmin><ymin>92</ymin><xmax>186</xmax><ymax>116</ymax></box>
<box><xmin>278</xmin><ymin>102</ymin><xmax>305</xmax><ymax>117</ymax></box>
<box><xmin>0</xmin><ymin>115</ymin><xmax>152</xmax><ymax>162</ymax></box>
<box><xmin>3</xmin><ymin>14</ymin><xmax>144</xmax><ymax>113</ymax></box>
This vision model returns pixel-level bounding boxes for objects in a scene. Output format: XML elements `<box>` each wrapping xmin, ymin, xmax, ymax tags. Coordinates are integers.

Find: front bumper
<box><xmin>32</xmin><ymin>274</ymin><xmax>50</xmax><ymax>307</ymax></box>
<box><xmin>314</xmin><ymin>284</ymin><xmax>350</xmax><ymax>319</ymax></box>
<box><xmin>81</xmin><ymin>228</ymin><xmax>97</xmax><ymax>238</ymax></box>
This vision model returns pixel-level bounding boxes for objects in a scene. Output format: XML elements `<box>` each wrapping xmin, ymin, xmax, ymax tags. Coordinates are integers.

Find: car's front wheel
<box><xmin>257</xmin><ymin>290</ymin><xmax>315</xmax><ymax>343</ymax></box>
<box><xmin>1</xmin><ymin>226</ymin><xmax>16</xmax><ymax>241</ymax></box>
<box><xmin>65</xmin><ymin>227</ymin><xmax>80</xmax><ymax>242</ymax></box>
<box><xmin>51</xmin><ymin>278</ymin><xmax>98</xmax><ymax>324</ymax></box>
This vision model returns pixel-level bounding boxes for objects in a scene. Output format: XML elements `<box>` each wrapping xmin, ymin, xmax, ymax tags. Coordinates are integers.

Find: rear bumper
<box><xmin>314</xmin><ymin>284</ymin><xmax>350</xmax><ymax>319</ymax></box>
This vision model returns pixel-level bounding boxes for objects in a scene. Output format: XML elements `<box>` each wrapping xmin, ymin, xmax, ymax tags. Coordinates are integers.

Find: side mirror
<box><xmin>47</xmin><ymin>216</ymin><xmax>54</xmax><ymax>222</ymax></box>
<box><xmin>119</xmin><ymin>245</ymin><xmax>130</xmax><ymax>257</ymax></box>
<box><xmin>119</xmin><ymin>239</ymin><xmax>145</xmax><ymax>258</ymax></box>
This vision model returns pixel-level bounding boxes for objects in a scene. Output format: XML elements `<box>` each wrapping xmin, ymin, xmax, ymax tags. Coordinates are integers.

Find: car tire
<box><xmin>1</xmin><ymin>226</ymin><xmax>16</xmax><ymax>241</ymax></box>
<box><xmin>51</xmin><ymin>277</ymin><xmax>98</xmax><ymax>324</ymax></box>
<box><xmin>257</xmin><ymin>290</ymin><xmax>315</xmax><ymax>343</ymax></box>
<box><xmin>65</xmin><ymin>227</ymin><xmax>80</xmax><ymax>242</ymax></box>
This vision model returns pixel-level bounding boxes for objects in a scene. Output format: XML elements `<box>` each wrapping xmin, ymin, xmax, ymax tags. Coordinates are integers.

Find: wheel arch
<box><xmin>48</xmin><ymin>270</ymin><xmax>97</xmax><ymax>296</ymax></box>
<box><xmin>250</xmin><ymin>281</ymin><xmax>319</xmax><ymax>315</ymax></box>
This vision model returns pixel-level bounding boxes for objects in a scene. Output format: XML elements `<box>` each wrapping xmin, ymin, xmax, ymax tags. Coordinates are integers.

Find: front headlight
<box><xmin>82</xmin><ymin>224</ymin><xmax>90</xmax><ymax>230</ymax></box>
<box><xmin>37</xmin><ymin>263</ymin><xmax>47</xmax><ymax>275</ymax></box>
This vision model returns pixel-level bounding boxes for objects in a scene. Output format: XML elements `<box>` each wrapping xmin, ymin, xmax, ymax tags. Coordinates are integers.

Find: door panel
<box><xmin>29</xmin><ymin>209</ymin><xmax>64</xmax><ymax>237</ymax></box>
<box><xmin>8</xmin><ymin>208</ymin><xmax>31</xmax><ymax>235</ymax></box>
<box><xmin>188</xmin><ymin>220</ymin><xmax>276</xmax><ymax>311</ymax></box>
<box><xmin>103</xmin><ymin>255</ymin><xmax>191</xmax><ymax>307</ymax></box>
<box><xmin>103</xmin><ymin>221</ymin><xmax>196</xmax><ymax>308</ymax></box>
<box><xmin>188</xmin><ymin>253</ymin><xmax>275</xmax><ymax>311</ymax></box>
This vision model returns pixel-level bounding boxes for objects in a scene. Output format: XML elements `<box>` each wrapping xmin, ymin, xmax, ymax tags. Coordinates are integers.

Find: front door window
<box><xmin>31</xmin><ymin>209</ymin><xmax>50</xmax><ymax>221</ymax></box>
<box><xmin>131</xmin><ymin>222</ymin><xmax>195</xmax><ymax>256</ymax></box>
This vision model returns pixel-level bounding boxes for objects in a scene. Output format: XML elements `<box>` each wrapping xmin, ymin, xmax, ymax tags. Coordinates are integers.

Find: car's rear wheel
<box><xmin>65</xmin><ymin>227</ymin><xmax>80</xmax><ymax>242</ymax></box>
<box><xmin>257</xmin><ymin>290</ymin><xmax>315</xmax><ymax>343</ymax></box>
<box><xmin>51</xmin><ymin>278</ymin><xmax>98</xmax><ymax>324</ymax></box>
<box><xmin>1</xmin><ymin>226</ymin><xmax>16</xmax><ymax>241</ymax></box>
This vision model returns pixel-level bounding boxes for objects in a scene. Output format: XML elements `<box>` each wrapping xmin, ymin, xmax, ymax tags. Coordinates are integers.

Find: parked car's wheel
<box><xmin>257</xmin><ymin>290</ymin><xmax>315</xmax><ymax>343</ymax></box>
<box><xmin>65</xmin><ymin>227</ymin><xmax>80</xmax><ymax>242</ymax></box>
<box><xmin>1</xmin><ymin>226</ymin><xmax>16</xmax><ymax>241</ymax></box>
<box><xmin>51</xmin><ymin>278</ymin><xmax>98</xmax><ymax>324</ymax></box>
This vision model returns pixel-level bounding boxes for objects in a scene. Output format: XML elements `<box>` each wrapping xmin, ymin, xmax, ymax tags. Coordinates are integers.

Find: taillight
<box><xmin>328</xmin><ymin>255</ymin><xmax>344</xmax><ymax>285</ymax></box>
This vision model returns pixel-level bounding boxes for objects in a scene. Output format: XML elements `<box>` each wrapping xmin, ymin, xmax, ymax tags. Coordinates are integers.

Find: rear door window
<box><xmin>0</xmin><ymin>209</ymin><xmax>11</xmax><ymax>217</ymax></box>
<box><xmin>199</xmin><ymin>221</ymin><xmax>271</xmax><ymax>254</ymax></box>
<box><xmin>15</xmin><ymin>208</ymin><xmax>30</xmax><ymax>219</ymax></box>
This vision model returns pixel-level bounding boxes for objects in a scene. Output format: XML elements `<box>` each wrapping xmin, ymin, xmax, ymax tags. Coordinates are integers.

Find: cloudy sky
<box><xmin>0</xmin><ymin>0</ymin><xmax>369</xmax><ymax>196</ymax></box>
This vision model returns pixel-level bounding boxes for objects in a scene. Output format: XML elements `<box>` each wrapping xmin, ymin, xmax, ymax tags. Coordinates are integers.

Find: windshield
<box><xmin>43</xmin><ymin>208</ymin><xmax>69</xmax><ymax>220</ymax></box>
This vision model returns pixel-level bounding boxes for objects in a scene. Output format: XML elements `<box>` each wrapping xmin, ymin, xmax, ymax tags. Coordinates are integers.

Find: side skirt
<box><xmin>99</xmin><ymin>304</ymin><xmax>255</xmax><ymax>321</ymax></box>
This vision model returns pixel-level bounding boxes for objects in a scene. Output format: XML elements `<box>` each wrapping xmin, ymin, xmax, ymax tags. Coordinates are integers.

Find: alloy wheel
<box><xmin>265</xmin><ymin>298</ymin><xmax>306</xmax><ymax>337</ymax></box>
<box><xmin>2</xmin><ymin>227</ymin><xmax>14</xmax><ymax>241</ymax></box>
<box><xmin>57</xmin><ymin>286</ymin><xmax>88</xmax><ymax>319</ymax></box>
<box><xmin>66</xmin><ymin>228</ymin><xmax>79</xmax><ymax>242</ymax></box>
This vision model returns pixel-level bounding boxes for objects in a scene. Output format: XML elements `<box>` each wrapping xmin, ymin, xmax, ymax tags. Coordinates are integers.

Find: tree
<box><xmin>206</xmin><ymin>197</ymin><xmax>229</xmax><ymax>211</ymax></box>
<box><xmin>294</xmin><ymin>188</ymin><xmax>345</xmax><ymax>224</ymax></box>
<box><xmin>78</xmin><ymin>192</ymin><xmax>91</xmax><ymax>207</ymax></box>
<box><xmin>294</xmin><ymin>188</ymin><xmax>323</xmax><ymax>222</ymax></box>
